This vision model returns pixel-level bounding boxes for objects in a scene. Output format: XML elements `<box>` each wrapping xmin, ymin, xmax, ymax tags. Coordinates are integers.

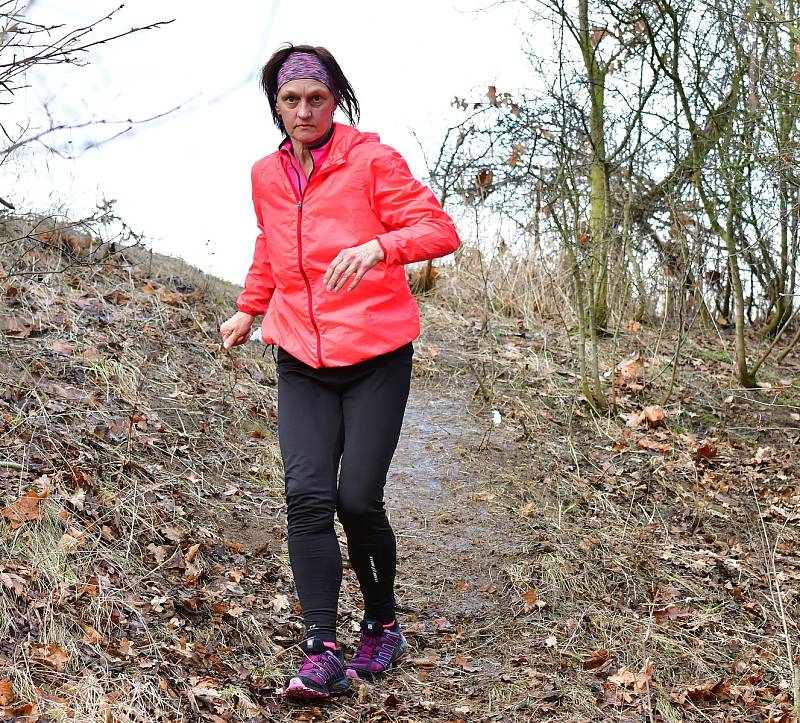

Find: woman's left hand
<box><xmin>324</xmin><ymin>239</ymin><xmax>385</xmax><ymax>292</ymax></box>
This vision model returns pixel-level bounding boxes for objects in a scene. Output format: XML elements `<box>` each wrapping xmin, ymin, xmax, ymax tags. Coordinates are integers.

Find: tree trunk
<box><xmin>724</xmin><ymin>199</ymin><xmax>757</xmax><ymax>387</ymax></box>
<box><xmin>579</xmin><ymin>0</ymin><xmax>610</xmax><ymax>333</ymax></box>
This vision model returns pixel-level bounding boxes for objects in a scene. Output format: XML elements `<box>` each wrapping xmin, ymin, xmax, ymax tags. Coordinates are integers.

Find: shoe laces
<box><xmin>354</xmin><ymin>629</ymin><xmax>393</xmax><ymax>660</ymax></box>
<box><xmin>300</xmin><ymin>650</ymin><xmax>341</xmax><ymax>678</ymax></box>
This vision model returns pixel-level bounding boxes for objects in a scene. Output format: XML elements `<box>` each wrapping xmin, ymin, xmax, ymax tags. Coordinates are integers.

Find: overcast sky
<box><xmin>11</xmin><ymin>1</ymin><xmax>537</xmax><ymax>283</ymax></box>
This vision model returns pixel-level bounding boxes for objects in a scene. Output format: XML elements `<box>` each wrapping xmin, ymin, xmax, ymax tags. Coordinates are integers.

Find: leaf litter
<box><xmin>1</xmin><ymin>219</ymin><xmax>799</xmax><ymax>720</ymax></box>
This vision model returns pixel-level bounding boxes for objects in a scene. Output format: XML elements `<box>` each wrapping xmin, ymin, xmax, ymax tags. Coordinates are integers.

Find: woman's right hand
<box><xmin>220</xmin><ymin>311</ymin><xmax>256</xmax><ymax>349</ymax></box>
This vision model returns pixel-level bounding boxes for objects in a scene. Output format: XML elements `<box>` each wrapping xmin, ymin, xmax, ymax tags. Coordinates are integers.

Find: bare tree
<box><xmin>430</xmin><ymin>0</ymin><xmax>800</xmax><ymax>396</ymax></box>
<box><xmin>0</xmin><ymin>0</ymin><xmax>173</xmax><ymax>207</ymax></box>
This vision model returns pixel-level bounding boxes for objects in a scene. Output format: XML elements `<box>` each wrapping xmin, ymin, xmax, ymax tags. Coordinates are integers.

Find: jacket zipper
<box><xmin>295</xmin><ymin>198</ymin><xmax>324</xmax><ymax>367</ymax></box>
<box><xmin>287</xmin><ymin>152</ymin><xmax>324</xmax><ymax>367</ymax></box>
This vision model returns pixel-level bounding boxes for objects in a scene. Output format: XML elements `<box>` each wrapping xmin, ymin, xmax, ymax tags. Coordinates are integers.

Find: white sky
<box><xmin>10</xmin><ymin>1</ymin><xmax>537</xmax><ymax>283</ymax></box>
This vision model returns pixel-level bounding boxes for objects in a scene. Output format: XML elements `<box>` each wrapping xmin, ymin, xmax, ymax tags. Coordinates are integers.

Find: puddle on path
<box><xmin>388</xmin><ymin>388</ymin><xmax>525</xmax><ymax>623</ymax></box>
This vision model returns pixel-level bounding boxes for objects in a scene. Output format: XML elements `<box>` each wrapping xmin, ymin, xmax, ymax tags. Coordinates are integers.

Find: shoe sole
<box><xmin>285</xmin><ymin>676</ymin><xmax>351</xmax><ymax>700</ymax></box>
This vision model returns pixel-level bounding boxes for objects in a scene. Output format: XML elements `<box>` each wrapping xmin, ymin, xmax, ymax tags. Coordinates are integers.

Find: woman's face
<box><xmin>276</xmin><ymin>79</ymin><xmax>336</xmax><ymax>146</ymax></box>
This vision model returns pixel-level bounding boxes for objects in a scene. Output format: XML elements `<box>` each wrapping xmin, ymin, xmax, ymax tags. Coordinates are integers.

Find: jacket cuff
<box><xmin>375</xmin><ymin>237</ymin><xmax>392</xmax><ymax>265</ymax></box>
<box><xmin>236</xmin><ymin>304</ymin><xmax>262</xmax><ymax>317</ymax></box>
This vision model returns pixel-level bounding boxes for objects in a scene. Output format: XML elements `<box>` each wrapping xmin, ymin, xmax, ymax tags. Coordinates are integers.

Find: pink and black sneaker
<box><xmin>346</xmin><ymin>619</ymin><xmax>408</xmax><ymax>680</ymax></box>
<box><xmin>285</xmin><ymin>637</ymin><xmax>351</xmax><ymax>700</ymax></box>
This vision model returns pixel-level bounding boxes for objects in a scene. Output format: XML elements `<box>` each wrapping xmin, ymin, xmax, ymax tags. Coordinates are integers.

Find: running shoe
<box><xmin>285</xmin><ymin>637</ymin><xmax>351</xmax><ymax>700</ymax></box>
<box><xmin>346</xmin><ymin>619</ymin><xmax>408</xmax><ymax>679</ymax></box>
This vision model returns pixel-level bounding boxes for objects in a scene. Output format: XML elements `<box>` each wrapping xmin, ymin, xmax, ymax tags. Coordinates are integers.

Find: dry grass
<box><xmin>432</xmin><ymin>244</ymin><xmax>573</xmax><ymax>330</ymax></box>
<box><xmin>417</xmin><ymin>244</ymin><xmax>800</xmax><ymax>720</ymax></box>
<box><xmin>1</xmin><ymin>215</ymin><xmax>291</xmax><ymax>719</ymax></box>
<box><xmin>2</xmin><ymin>217</ymin><xmax>798</xmax><ymax>720</ymax></box>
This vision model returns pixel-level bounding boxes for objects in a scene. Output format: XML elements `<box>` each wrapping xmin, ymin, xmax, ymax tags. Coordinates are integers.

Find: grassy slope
<box><xmin>1</xmin><ymin>224</ymin><xmax>290</xmax><ymax>720</ymax></box>
<box><xmin>1</xmin><ymin>220</ymin><xmax>799</xmax><ymax>721</ymax></box>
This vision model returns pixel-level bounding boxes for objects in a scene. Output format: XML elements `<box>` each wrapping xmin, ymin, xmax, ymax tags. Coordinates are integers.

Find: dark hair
<box><xmin>260</xmin><ymin>44</ymin><xmax>360</xmax><ymax>134</ymax></box>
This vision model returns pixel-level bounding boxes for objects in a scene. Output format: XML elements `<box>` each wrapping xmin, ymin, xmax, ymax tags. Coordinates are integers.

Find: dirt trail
<box><xmin>332</xmin><ymin>387</ymin><xmax>548</xmax><ymax>722</ymax></box>
<box><xmin>391</xmin><ymin>393</ymin><xmax>516</xmax><ymax>621</ymax></box>
<box><xmin>218</xmin><ymin>379</ymin><xmax>552</xmax><ymax>721</ymax></box>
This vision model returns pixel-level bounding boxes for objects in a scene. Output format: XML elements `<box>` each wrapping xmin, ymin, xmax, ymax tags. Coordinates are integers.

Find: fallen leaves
<box><xmin>0</xmin><ymin>700</ymin><xmax>40</xmax><ymax>722</ymax></box>
<box><xmin>81</xmin><ymin>623</ymin><xmax>103</xmax><ymax>644</ymax></box>
<box><xmin>29</xmin><ymin>643</ymin><xmax>69</xmax><ymax>672</ymax></box>
<box><xmin>625</xmin><ymin>404</ymin><xmax>666</xmax><ymax>428</ymax></box>
<box><xmin>432</xmin><ymin>617</ymin><xmax>455</xmax><ymax>633</ymax></box>
<box><xmin>453</xmin><ymin>653</ymin><xmax>481</xmax><ymax>673</ymax></box>
<box><xmin>750</xmin><ymin>446</ymin><xmax>773</xmax><ymax>465</ymax></box>
<box><xmin>141</xmin><ymin>282</ymin><xmax>188</xmax><ymax>306</ymax></box>
<box><xmin>57</xmin><ymin>527</ymin><xmax>85</xmax><ymax>553</ymax></box>
<box><xmin>0</xmin><ymin>569</ymin><xmax>29</xmax><ymax>596</ymax></box>
<box><xmin>593</xmin><ymin>658</ymin><xmax>655</xmax><ymax>706</ymax></box>
<box><xmin>1</xmin><ymin>213</ymin><xmax>797</xmax><ymax>723</ymax></box>
<box><xmin>614</xmin><ymin>353</ymin><xmax>644</xmax><ymax>389</ymax></box>
<box><xmin>0</xmin><ymin>313</ymin><xmax>35</xmax><ymax>337</ymax></box>
<box><xmin>607</xmin><ymin>658</ymin><xmax>653</xmax><ymax>693</ymax></box>
<box><xmin>625</xmin><ymin>320</ymin><xmax>642</xmax><ymax>333</ymax></box>
<box><xmin>641</xmin><ymin>404</ymin><xmax>665</xmax><ymax>426</ymax></box>
<box><xmin>188</xmin><ymin>676</ymin><xmax>222</xmax><ymax>705</ymax></box>
<box><xmin>636</xmin><ymin>437</ymin><xmax>672</xmax><ymax>453</ymax></box>
<box><xmin>1</xmin><ymin>487</ymin><xmax>49</xmax><ymax>528</ymax></box>
<box><xmin>143</xmin><ymin>282</ymin><xmax>205</xmax><ymax>307</ymax></box>
<box><xmin>653</xmin><ymin>604</ymin><xmax>692</xmax><ymax>623</ymax></box>
<box><xmin>34</xmin><ymin>226</ymin><xmax>94</xmax><ymax>255</ymax></box>
<box><xmin>669</xmin><ymin>676</ymin><xmax>791</xmax><ymax>712</ymax></box>
<box><xmin>672</xmin><ymin>679</ymin><xmax>731</xmax><ymax>704</ymax></box>
<box><xmin>0</xmin><ymin>680</ymin><xmax>15</xmax><ymax>706</ymax></box>
<box><xmin>694</xmin><ymin>438</ymin><xmax>718</xmax><ymax>461</ymax></box>
<box><xmin>406</xmin><ymin>656</ymin><xmax>438</xmax><ymax>668</ymax></box>
<box><xmin>582</xmin><ymin>648</ymin><xmax>610</xmax><ymax>670</ymax></box>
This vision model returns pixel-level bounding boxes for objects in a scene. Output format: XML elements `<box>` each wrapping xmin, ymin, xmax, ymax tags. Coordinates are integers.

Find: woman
<box><xmin>219</xmin><ymin>44</ymin><xmax>460</xmax><ymax>701</ymax></box>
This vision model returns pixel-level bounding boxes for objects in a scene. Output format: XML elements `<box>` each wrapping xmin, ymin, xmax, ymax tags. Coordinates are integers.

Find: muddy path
<box><xmin>262</xmin><ymin>385</ymin><xmax>556</xmax><ymax>722</ymax></box>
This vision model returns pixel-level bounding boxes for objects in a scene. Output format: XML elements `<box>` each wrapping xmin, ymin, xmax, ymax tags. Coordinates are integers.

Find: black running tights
<box><xmin>276</xmin><ymin>343</ymin><xmax>412</xmax><ymax>643</ymax></box>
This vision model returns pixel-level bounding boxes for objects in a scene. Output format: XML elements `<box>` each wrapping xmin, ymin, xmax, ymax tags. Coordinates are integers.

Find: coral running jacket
<box><xmin>236</xmin><ymin>123</ymin><xmax>460</xmax><ymax>368</ymax></box>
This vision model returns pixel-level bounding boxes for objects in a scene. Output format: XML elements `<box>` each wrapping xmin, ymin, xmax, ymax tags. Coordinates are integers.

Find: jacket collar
<box><xmin>324</xmin><ymin>123</ymin><xmax>379</xmax><ymax>167</ymax></box>
<box><xmin>279</xmin><ymin>124</ymin><xmax>334</xmax><ymax>171</ymax></box>
<box><xmin>274</xmin><ymin>123</ymin><xmax>379</xmax><ymax>174</ymax></box>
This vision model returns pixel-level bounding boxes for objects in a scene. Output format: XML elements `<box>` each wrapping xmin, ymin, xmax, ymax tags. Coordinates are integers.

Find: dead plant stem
<box><xmin>777</xmin><ymin>321</ymin><xmax>800</xmax><ymax>362</ymax></box>
<box><xmin>750</xmin><ymin>480</ymin><xmax>800</xmax><ymax>716</ymax></box>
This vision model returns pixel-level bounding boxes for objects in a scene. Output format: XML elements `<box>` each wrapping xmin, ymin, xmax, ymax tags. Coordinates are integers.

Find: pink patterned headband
<box><xmin>277</xmin><ymin>52</ymin><xmax>334</xmax><ymax>93</ymax></box>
